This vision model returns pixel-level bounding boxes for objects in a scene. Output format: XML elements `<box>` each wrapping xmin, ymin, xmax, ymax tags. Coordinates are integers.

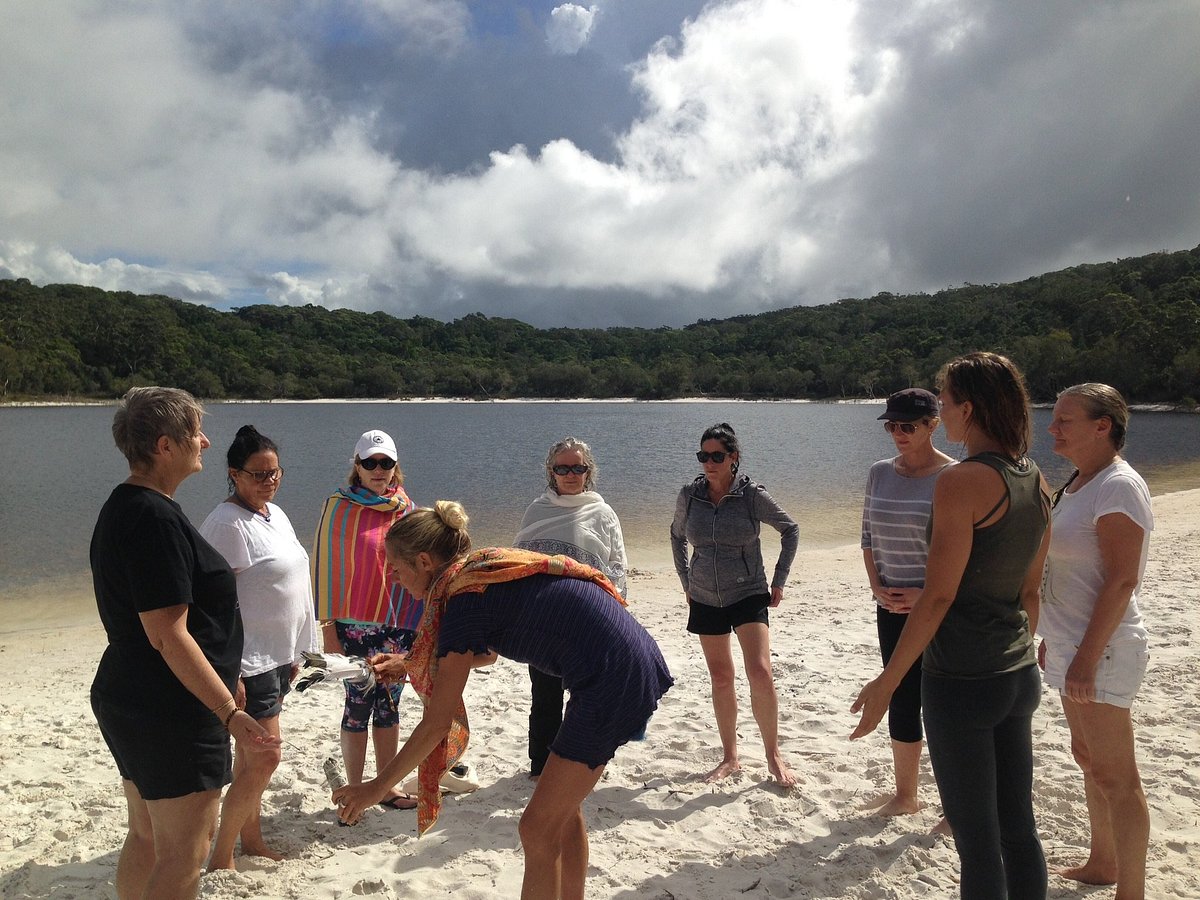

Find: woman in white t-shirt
<box><xmin>1040</xmin><ymin>384</ymin><xmax>1152</xmax><ymax>898</ymax></box>
<box><xmin>200</xmin><ymin>426</ymin><xmax>318</xmax><ymax>870</ymax></box>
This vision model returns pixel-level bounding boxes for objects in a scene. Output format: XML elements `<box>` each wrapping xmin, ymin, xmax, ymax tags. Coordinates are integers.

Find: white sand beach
<box><xmin>1</xmin><ymin>490</ymin><xmax>1197</xmax><ymax>899</ymax></box>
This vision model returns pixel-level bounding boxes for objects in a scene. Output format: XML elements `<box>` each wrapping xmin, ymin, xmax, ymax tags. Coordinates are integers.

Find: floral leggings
<box><xmin>337</xmin><ymin>621</ymin><xmax>414</xmax><ymax>732</ymax></box>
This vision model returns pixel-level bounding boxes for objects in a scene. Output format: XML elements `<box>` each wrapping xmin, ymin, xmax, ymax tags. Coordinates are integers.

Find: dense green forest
<box><xmin>2</xmin><ymin>245</ymin><xmax>1199</xmax><ymax>404</ymax></box>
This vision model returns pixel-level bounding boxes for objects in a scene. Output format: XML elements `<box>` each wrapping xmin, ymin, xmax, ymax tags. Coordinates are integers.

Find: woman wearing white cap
<box><xmin>312</xmin><ymin>429</ymin><xmax>424</xmax><ymax>812</ymax></box>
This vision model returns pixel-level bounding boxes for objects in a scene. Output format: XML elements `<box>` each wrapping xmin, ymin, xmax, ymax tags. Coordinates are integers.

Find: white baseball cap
<box><xmin>353</xmin><ymin>429</ymin><xmax>398</xmax><ymax>462</ymax></box>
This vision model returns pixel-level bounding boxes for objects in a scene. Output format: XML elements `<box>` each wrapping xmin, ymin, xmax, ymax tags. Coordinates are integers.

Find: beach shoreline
<box><xmin>1</xmin><ymin>491</ymin><xmax>1197</xmax><ymax>898</ymax></box>
<box><xmin>4</xmin><ymin>395</ymin><xmax>1197</xmax><ymax>410</ymax></box>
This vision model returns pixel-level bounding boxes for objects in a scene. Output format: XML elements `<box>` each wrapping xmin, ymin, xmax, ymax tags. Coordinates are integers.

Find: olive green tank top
<box><xmin>923</xmin><ymin>452</ymin><xmax>1049</xmax><ymax>678</ymax></box>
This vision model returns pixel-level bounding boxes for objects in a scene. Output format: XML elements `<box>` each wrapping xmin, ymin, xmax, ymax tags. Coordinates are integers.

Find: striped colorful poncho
<box><xmin>311</xmin><ymin>484</ymin><xmax>421</xmax><ymax>628</ymax></box>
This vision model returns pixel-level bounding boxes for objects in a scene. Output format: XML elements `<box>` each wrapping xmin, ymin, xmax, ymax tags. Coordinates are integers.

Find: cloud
<box><xmin>546</xmin><ymin>4</ymin><xmax>600</xmax><ymax>55</ymax></box>
<box><xmin>0</xmin><ymin>240</ymin><xmax>227</xmax><ymax>303</ymax></box>
<box><xmin>396</xmin><ymin>0</ymin><xmax>891</xmax><ymax>307</ymax></box>
<box><xmin>1</xmin><ymin>0</ymin><xmax>1198</xmax><ymax>328</ymax></box>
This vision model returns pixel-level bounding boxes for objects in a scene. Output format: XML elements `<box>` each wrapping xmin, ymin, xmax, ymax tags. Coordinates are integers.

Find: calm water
<box><xmin>2</xmin><ymin>400</ymin><xmax>1198</xmax><ymax>594</ymax></box>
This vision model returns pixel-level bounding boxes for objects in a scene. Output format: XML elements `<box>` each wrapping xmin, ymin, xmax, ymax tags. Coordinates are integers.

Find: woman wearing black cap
<box><xmin>860</xmin><ymin>389</ymin><xmax>953</xmax><ymax>825</ymax></box>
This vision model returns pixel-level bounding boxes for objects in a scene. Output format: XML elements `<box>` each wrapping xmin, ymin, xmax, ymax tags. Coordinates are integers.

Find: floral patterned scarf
<box><xmin>406</xmin><ymin>546</ymin><xmax>625</xmax><ymax>834</ymax></box>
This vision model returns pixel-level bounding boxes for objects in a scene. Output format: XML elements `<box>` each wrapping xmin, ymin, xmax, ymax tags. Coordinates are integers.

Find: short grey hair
<box><xmin>112</xmin><ymin>387</ymin><xmax>204</xmax><ymax>468</ymax></box>
<box><xmin>545</xmin><ymin>437</ymin><xmax>598</xmax><ymax>493</ymax></box>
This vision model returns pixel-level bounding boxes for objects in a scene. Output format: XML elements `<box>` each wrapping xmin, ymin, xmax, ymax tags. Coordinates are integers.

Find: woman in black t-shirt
<box><xmin>90</xmin><ymin>387</ymin><xmax>278</xmax><ymax>897</ymax></box>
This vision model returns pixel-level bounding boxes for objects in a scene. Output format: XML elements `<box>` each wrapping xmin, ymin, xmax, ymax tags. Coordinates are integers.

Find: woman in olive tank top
<box><xmin>852</xmin><ymin>352</ymin><xmax>1053</xmax><ymax>900</ymax></box>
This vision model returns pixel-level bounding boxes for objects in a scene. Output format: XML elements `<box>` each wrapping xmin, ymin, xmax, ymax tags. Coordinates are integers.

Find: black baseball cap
<box><xmin>878</xmin><ymin>388</ymin><xmax>939</xmax><ymax>422</ymax></box>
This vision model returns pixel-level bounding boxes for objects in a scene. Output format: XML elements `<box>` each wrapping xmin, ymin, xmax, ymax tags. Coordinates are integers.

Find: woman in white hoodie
<box><xmin>515</xmin><ymin>437</ymin><xmax>627</xmax><ymax>776</ymax></box>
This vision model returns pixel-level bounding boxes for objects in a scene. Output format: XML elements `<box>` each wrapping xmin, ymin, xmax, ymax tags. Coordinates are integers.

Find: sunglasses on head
<box><xmin>552</xmin><ymin>464</ymin><xmax>589</xmax><ymax>476</ymax></box>
<box><xmin>696</xmin><ymin>450</ymin><xmax>729</xmax><ymax>464</ymax></box>
<box><xmin>884</xmin><ymin>421</ymin><xmax>920</xmax><ymax>434</ymax></box>
<box><xmin>358</xmin><ymin>457</ymin><xmax>397</xmax><ymax>471</ymax></box>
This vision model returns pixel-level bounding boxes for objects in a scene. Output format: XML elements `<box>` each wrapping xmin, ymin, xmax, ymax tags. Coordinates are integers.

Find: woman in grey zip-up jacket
<box><xmin>670</xmin><ymin>423</ymin><xmax>799</xmax><ymax>787</ymax></box>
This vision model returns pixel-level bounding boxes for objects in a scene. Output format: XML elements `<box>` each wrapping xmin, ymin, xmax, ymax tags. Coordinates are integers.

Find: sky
<box><xmin>1</xmin><ymin>0</ymin><xmax>1197</xmax><ymax>328</ymax></box>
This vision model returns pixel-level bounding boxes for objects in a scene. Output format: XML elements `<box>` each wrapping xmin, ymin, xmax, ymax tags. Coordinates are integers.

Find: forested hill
<box><xmin>2</xmin><ymin>245</ymin><xmax>1199</xmax><ymax>404</ymax></box>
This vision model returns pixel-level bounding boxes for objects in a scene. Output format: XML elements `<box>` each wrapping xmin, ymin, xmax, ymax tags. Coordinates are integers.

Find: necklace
<box><xmin>230</xmin><ymin>493</ymin><xmax>271</xmax><ymax>522</ymax></box>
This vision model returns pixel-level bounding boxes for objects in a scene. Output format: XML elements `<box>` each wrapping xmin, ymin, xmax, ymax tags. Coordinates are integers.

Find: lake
<box><xmin>2</xmin><ymin>400</ymin><xmax>1198</xmax><ymax>595</ymax></box>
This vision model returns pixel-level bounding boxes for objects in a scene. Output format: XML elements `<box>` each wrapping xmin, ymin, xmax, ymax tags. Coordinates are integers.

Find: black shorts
<box><xmin>92</xmin><ymin>692</ymin><xmax>231</xmax><ymax>800</ymax></box>
<box><xmin>243</xmin><ymin>664</ymin><xmax>292</xmax><ymax>719</ymax></box>
<box><xmin>687</xmin><ymin>593</ymin><xmax>770</xmax><ymax>635</ymax></box>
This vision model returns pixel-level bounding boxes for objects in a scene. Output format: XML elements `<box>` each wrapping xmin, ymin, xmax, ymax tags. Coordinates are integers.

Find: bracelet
<box><xmin>222</xmin><ymin>706</ymin><xmax>240</xmax><ymax>729</ymax></box>
<box><xmin>211</xmin><ymin>696</ymin><xmax>236</xmax><ymax>714</ymax></box>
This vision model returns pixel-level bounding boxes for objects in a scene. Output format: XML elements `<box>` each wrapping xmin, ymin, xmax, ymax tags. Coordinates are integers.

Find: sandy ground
<box><xmin>0</xmin><ymin>491</ymin><xmax>1196</xmax><ymax>899</ymax></box>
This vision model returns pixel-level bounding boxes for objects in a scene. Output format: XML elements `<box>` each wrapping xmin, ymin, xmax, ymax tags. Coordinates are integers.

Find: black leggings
<box><xmin>528</xmin><ymin>665</ymin><xmax>565</xmax><ymax>776</ymax></box>
<box><xmin>876</xmin><ymin>606</ymin><xmax>923</xmax><ymax>743</ymax></box>
<box><xmin>923</xmin><ymin>665</ymin><xmax>1046</xmax><ymax>900</ymax></box>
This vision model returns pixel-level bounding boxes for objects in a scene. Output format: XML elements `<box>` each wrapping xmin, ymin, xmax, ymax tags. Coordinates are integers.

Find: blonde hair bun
<box><xmin>434</xmin><ymin>500</ymin><xmax>469</xmax><ymax>532</ymax></box>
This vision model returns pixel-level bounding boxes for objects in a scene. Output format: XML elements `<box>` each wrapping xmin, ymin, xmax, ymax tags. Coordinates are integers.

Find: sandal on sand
<box><xmin>402</xmin><ymin>762</ymin><xmax>481</xmax><ymax>796</ymax></box>
<box><xmin>378</xmin><ymin>793</ymin><xmax>418</xmax><ymax>811</ymax></box>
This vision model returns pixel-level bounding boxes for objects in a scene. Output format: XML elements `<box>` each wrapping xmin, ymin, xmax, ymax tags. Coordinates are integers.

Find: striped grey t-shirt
<box><xmin>861</xmin><ymin>458</ymin><xmax>951</xmax><ymax>596</ymax></box>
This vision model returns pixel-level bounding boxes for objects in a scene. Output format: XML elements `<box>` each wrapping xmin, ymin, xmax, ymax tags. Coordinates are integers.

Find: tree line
<box><xmin>2</xmin><ymin>244</ymin><xmax>1198</xmax><ymax>404</ymax></box>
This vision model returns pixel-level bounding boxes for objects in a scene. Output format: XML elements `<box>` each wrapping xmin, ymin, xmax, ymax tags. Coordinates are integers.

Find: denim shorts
<box><xmin>1044</xmin><ymin>639</ymin><xmax>1149</xmax><ymax>709</ymax></box>
<box><xmin>243</xmin><ymin>663</ymin><xmax>293</xmax><ymax>719</ymax></box>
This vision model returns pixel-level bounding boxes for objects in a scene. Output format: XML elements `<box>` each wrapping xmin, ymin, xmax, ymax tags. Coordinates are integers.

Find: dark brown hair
<box><xmin>936</xmin><ymin>352</ymin><xmax>1033</xmax><ymax>459</ymax></box>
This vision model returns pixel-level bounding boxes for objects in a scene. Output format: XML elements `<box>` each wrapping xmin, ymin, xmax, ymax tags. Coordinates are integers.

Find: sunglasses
<box><xmin>238</xmin><ymin>467</ymin><xmax>284</xmax><ymax>483</ymax></box>
<box><xmin>358</xmin><ymin>457</ymin><xmax>397</xmax><ymax>471</ymax></box>
<box><xmin>884</xmin><ymin>421</ymin><xmax>920</xmax><ymax>435</ymax></box>
<box><xmin>552</xmin><ymin>464</ymin><xmax>590</xmax><ymax>476</ymax></box>
<box><xmin>696</xmin><ymin>450</ymin><xmax>729</xmax><ymax>464</ymax></box>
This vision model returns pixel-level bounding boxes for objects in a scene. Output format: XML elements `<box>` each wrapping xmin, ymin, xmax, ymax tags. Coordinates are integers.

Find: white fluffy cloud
<box><xmin>1</xmin><ymin>0</ymin><xmax>1197</xmax><ymax>326</ymax></box>
<box><xmin>546</xmin><ymin>4</ymin><xmax>600</xmax><ymax>55</ymax></box>
<box><xmin>0</xmin><ymin>240</ymin><xmax>227</xmax><ymax>302</ymax></box>
<box><xmin>399</xmin><ymin>0</ymin><xmax>892</xmax><ymax>303</ymax></box>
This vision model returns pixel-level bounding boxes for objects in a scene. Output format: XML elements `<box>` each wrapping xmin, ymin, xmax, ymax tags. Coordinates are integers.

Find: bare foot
<box><xmin>930</xmin><ymin>816</ymin><xmax>951</xmax><ymax>837</ymax></box>
<box><xmin>855</xmin><ymin>792</ymin><xmax>891</xmax><ymax>811</ymax></box>
<box><xmin>767</xmin><ymin>753</ymin><xmax>798</xmax><ymax>789</ymax></box>
<box><xmin>875</xmin><ymin>794</ymin><xmax>921</xmax><ymax>817</ymax></box>
<box><xmin>206</xmin><ymin>857</ymin><xmax>236</xmax><ymax>872</ymax></box>
<box><xmin>703</xmin><ymin>758</ymin><xmax>741</xmax><ymax>782</ymax></box>
<box><xmin>1055</xmin><ymin>863</ymin><xmax>1117</xmax><ymax>886</ymax></box>
<box><xmin>240</xmin><ymin>842</ymin><xmax>285</xmax><ymax>862</ymax></box>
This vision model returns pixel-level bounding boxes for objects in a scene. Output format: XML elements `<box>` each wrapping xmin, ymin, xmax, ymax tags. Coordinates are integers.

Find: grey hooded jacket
<box><xmin>670</xmin><ymin>474</ymin><xmax>799</xmax><ymax>608</ymax></box>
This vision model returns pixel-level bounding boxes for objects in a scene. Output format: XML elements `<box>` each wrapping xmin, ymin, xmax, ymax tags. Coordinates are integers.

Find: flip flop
<box><xmin>378</xmin><ymin>793</ymin><xmax>417</xmax><ymax>810</ymax></box>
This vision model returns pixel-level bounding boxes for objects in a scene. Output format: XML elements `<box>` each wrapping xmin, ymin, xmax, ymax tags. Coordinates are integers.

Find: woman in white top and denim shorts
<box><xmin>1040</xmin><ymin>383</ymin><xmax>1153</xmax><ymax>897</ymax></box>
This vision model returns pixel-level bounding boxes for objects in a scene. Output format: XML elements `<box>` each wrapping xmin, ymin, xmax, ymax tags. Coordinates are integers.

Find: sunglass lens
<box><xmin>359</xmin><ymin>458</ymin><xmax>396</xmax><ymax>470</ymax></box>
<box><xmin>696</xmin><ymin>451</ymin><xmax>727</xmax><ymax>463</ymax></box>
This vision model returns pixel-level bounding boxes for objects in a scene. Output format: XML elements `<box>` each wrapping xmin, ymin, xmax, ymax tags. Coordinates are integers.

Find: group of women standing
<box><xmin>852</xmin><ymin>354</ymin><xmax>1153</xmax><ymax>900</ymax></box>
<box><xmin>88</xmin><ymin>349</ymin><xmax>1157</xmax><ymax>900</ymax></box>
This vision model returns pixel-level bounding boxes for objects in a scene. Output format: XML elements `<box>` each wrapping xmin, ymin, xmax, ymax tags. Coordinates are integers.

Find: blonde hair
<box><xmin>385</xmin><ymin>500</ymin><xmax>472</xmax><ymax>566</ymax></box>
<box><xmin>347</xmin><ymin>456</ymin><xmax>404</xmax><ymax>490</ymax></box>
<box><xmin>1058</xmin><ymin>383</ymin><xmax>1129</xmax><ymax>450</ymax></box>
<box><xmin>112</xmin><ymin>387</ymin><xmax>204</xmax><ymax>468</ymax></box>
<box><xmin>545</xmin><ymin>437</ymin><xmax>598</xmax><ymax>492</ymax></box>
